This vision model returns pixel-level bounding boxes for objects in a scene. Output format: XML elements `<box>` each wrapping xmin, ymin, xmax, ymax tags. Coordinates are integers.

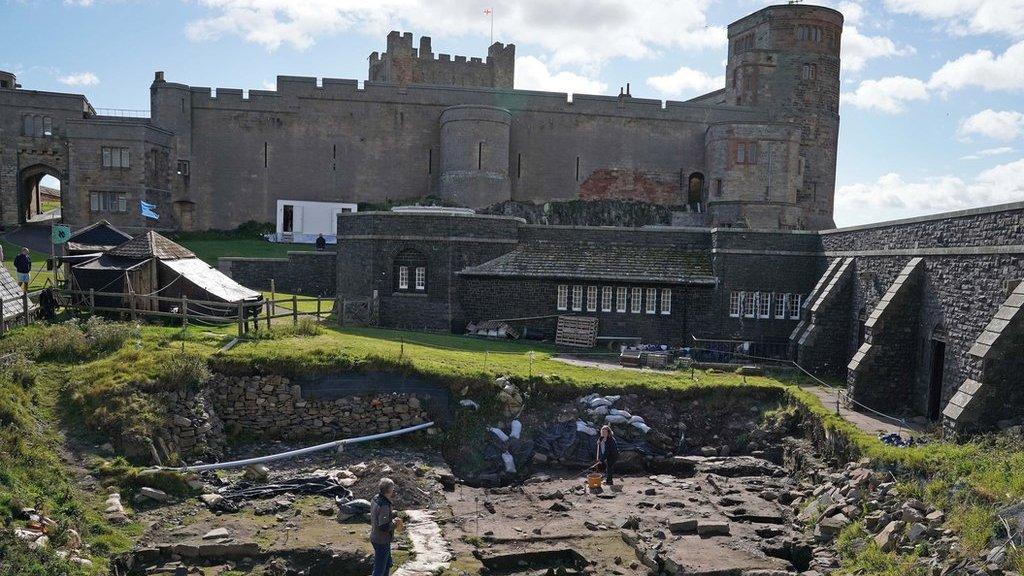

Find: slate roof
<box><xmin>458</xmin><ymin>241</ymin><xmax>716</xmax><ymax>284</ymax></box>
<box><xmin>107</xmin><ymin>231</ymin><xmax>195</xmax><ymax>260</ymax></box>
<box><xmin>66</xmin><ymin>220</ymin><xmax>133</xmax><ymax>253</ymax></box>
<box><xmin>0</xmin><ymin>267</ymin><xmax>35</xmax><ymax>320</ymax></box>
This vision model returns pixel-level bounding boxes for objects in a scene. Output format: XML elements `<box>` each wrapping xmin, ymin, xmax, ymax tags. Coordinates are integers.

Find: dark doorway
<box><xmin>857</xmin><ymin>307</ymin><xmax>867</xmax><ymax>347</ymax></box>
<box><xmin>927</xmin><ymin>339</ymin><xmax>946</xmax><ymax>421</ymax></box>
<box><xmin>282</xmin><ymin>204</ymin><xmax>294</xmax><ymax>233</ymax></box>
<box><xmin>18</xmin><ymin>165</ymin><xmax>62</xmax><ymax>223</ymax></box>
<box><xmin>687</xmin><ymin>172</ymin><xmax>704</xmax><ymax>212</ymax></box>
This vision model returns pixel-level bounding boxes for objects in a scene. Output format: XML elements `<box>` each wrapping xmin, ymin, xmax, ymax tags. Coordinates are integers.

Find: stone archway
<box><xmin>18</xmin><ymin>164</ymin><xmax>63</xmax><ymax>224</ymax></box>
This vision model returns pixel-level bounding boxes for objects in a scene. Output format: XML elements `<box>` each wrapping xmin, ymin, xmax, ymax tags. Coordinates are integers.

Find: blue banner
<box><xmin>140</xmin><ymin>200</ymin><xmax>159</xmax><ymax>220</ymax></box>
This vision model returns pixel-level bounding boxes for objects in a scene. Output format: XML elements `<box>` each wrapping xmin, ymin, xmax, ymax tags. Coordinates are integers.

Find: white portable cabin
<box><xmin>274</xmin><ymin>199</ymin><xmax>358</xmax><ymax>244</ymax></box>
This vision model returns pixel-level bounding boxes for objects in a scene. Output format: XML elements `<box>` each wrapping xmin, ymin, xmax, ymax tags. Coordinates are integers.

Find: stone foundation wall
<box><xmin>157</xmin><ymin>388</ymin><xmax>227</xmax><ymax>462</ymax></box>
<box><xmin>206</xmin><ymin>373</ymin><xmax>430</xmax><ymax>440</ymax></box>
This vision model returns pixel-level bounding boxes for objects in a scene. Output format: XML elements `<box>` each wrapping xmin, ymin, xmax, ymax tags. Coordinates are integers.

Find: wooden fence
<box><xmin>0</xmin><ymin>289</ymin><xmax>41</xmax><ymax>334</ymax></box>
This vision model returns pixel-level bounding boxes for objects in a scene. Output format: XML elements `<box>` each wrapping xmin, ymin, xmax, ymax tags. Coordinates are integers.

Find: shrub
<box><xmin>36</xmin><ymin>321</ymin><xmax>91</xmax><ymax>362</ymax></box>
<box><xmin>157</xmin><ymin>353</ymin><xmax>210</xmax><ymax>391</ymax></box>
<box><xmin>82</xmin><ymin>316</ymin><xmax>135</xmax><ymax>353</ymax></box>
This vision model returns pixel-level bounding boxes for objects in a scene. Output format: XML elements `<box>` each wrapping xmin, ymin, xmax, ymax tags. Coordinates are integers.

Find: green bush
<box><xmin>36</xmin><ymin>322</ymin><xmax>91</xmax><ymax>362</ymax></box>
<box><xmin>154</xmin><ymin>353</ymin><xmax>210</xmax><ymax>391</ymax></box>
<box><xmin>82</xmin><ymin>317</ymin><xmax>135</xmax><ymax>353</ymax></box>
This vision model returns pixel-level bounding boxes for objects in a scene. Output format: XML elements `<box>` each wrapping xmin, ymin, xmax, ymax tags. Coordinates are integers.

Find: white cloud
<box><xmin>840</xmin><ymin>76</ymin><xmax>928</xmax><ymax>113</ymax></box>
<box><xmin>186</xmin><ymin>0</ymin><xmax>725</xmax><ymax>70</ymax></box>
<box><xmin>64</xmin><ymin>0</ymin><xmax>95</xmax><ymax>5</ymax></box>
<box><xmin>841</xmin><ymin>25</ymin><xmax>915</xmax><ymax>73</ymax></box>
<box><xmin>835</xmin><ymin>157</ymin><xmax>1024</xmax><ymax>226</ymax></box>
<box><xmin>838</xmin><ymin>1</ymin><xmax>864</xmax><ymax>25</ymax></box>
<box><xmin>884</xmin><ymin>0</ymin><xmax>1024</xmax><ymax>38</ymax></box>
<box><xmin>928</xmin><ymin>41</ymin><xmax>1024</xmax><ymax>93</ymax></box>
<box><xmin>261</xmin><ymin>79</ymin><xmax>277</xmax><ymax>90</ymax></box>
<box><xmin>57</xmin><ymin>72</ymin><xmax>100</xmax><ymax>86</ymax></box>
<box><xmin>958</xmin><ymin>109</ymin><xmax>1024</xmax><ymax>141</ymax></box>
<box><xmin>514</xmin><ymin>56</ymin><xmax>606</xmax><ymax>95</ymax></box>
<box><xmin>960</xmin><ymin>146</ymin><xmax>1015</xmax><ymax>160</ymax></box>
<box><xmin>645</xmin><ymin>66</ymin><xmax>722</xmax><ymax>98</ymax></box>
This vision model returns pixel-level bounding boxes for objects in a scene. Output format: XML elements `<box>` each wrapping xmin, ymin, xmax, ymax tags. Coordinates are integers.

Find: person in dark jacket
<box><xmin>596</xmin><ymin>425</ymin><xmax>619</xmax><ymax>485</ymax></box>
<box><xmin>315</xmin><ymin>234</ymin><xmax>326</xmax><ymax>251</ymax></box>
<box><xmin>369</xmin><ymin>477</ymin><xmax>403</xmax><ymax>576</ymax></box>
<box><xmin>13</xmin><ymin>247</ymin><xmax>31</xmax><ymax>292</ymax></box>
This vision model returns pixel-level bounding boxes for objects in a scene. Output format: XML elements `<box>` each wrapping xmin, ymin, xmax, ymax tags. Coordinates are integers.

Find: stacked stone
<box><xmin>158</xmin><ymin>388</ymin><xmax>227</xmax><ymax>461</ymax></box>
<box><xmin>206</xmin><ymin>374</ymin><xmax>429</xmax><ymax>440</ymax></box>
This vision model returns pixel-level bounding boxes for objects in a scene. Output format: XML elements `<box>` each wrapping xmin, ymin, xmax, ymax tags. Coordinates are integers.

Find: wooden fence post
<box><xmin>22</xmin><ymin>292</ymin><xmax>30</xmax><ymax>326</ymax></box>
<box><xmin>237</xmin><ymin>302</ymin><xmax>244</xmax><ymax>338</ymax></box>
<box><xmin>89</xmin><ymin>289</ymin><xmax>95</xmax><ymax>315</ymax></box>
<box><xmin>265</xmin><ymin>300</ymin><xmax>272</xmax><ymax>330</ymax></box>
<box><xmin>129</xmin><ymin>292</ymin><xmax>137</xmax><ymax>322</ymax></box>
<box><xmin>338</xmin><ymin>296</ymin><xmax>345</xmax><ymax>327</ymax></box>
<box><xmin>292</xmin><ymin>294</ymin><xmax>298</xmax><ymax>326</ymax></box>
<box><xmin>316</xmin><ymin>297</ymin><xmax>322</xmax><ymax>321</ymax></box>
<box><xmin>181</xmin><ymin>295</ymin><xmax>189</xmax><ymax>330</ymax></box>
<box><xmin>1</xmin><ymin>296</ymin><xmax>7</xmax><ymax>335</ymax></box>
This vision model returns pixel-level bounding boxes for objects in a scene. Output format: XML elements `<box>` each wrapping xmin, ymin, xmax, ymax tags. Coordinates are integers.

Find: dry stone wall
<box><xmin>206</xmin><ymin>373</ymin><xmax>430</xmax><ymax>440</ymax></box>
<box><xmin>157</xmin><ymin>388</ymin><xmax>227</xmax><ymax>462</ymax></box>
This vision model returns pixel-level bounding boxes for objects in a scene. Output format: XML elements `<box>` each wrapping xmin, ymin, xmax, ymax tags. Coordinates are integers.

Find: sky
<box><xmin>3</xmin><ymin>0</ymin><xmax>1024</xmax><ymax>228</ymax></box>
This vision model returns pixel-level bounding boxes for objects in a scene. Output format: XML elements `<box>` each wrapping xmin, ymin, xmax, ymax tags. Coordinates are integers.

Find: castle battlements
<box><xmin>368</xmin><ymin>31</ymin><xmax>515</xmax><ymax>89</ymax></box>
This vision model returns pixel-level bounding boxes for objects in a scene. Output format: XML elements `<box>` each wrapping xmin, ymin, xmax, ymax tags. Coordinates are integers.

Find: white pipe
<box><xmin>166</xmin><ymin>421</ymin><xmax>435</xmax><ymax>473</ymax></box>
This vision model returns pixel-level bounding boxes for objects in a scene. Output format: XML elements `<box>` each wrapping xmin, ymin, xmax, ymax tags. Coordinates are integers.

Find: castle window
<box><xmin>575</xmin><ymin>156</ymin><xmax>580</xmax><ymax>181</ymax></box>
<box><xmin>177</xmin><ymin>160</ymin><xmax>190</xmax><ymax>176</ymax></box>
<box><xmin>586</xmin><ymin>286</ymin><xmax>598</xmax><ymax>312</ymax></box>
<box><xmin>557</xmin><ymin>285</ymin><xmax>568</xmax><ymax>310</ymax></box>
<box><xmin>744</xmin><ymin>292</ymin><xmax>757</xmax><ymax>318</ymax></box>
<box><xmin>616</xmin><ymin>287</ymin><xmax>627</xmax><ymax>313</ymax></box>
<box><xmin>22</xmin><ymin>115</ymin><xmax>32</xmax><ymax>136</ymax></box>
<box><xmin>89</xmin><ymin>191</ymin><xmax>127</xmax><ymax>213</ymax></box>
<box><xmin>797</xmin><ymin>26</ymin><xmax>822</xmax><ymax>43</ymax></box>
<box><xmin>773</xmin><ymin>293</ymin><xmax>788</xmax><ymax>319</ymax></box>
<box><xmin>393</xmin><ymin>249</ymin><xmax>427</xmax><ymax>292</ymax></box>
<box><xmin>736</xmin><ymin>142</ymin><xmax>758</xmax><ymax>165</ymax></box>
<box><xmin>572</xmin><ymin>285</ymin><xmax>583</xmax><ymax>311</ymax></box>
<box><xmin>478</xmin><ymin>142</ymin><xmax>483</xmax><ymax>170</ymax></box>
<box><xmin>631</xmin><ymin>287</ymin><xmax>642</xmax><ymax>313</ymax></box>
<box><xmin>428</xmin><ymin>148</ymin><xmax>432</xmax><ymax>174</ymax></box>
<box><xmin>42</xmin><ymin>116</ymin><xmax>52</xmax><ymax>136</ymax></box>
<box><xmin>660</xmin><ymin>289</ymin><xmax>672</xmax><ymax>315</ymax></box>
<box><xmin>788</xmin><ymin>294</ymin><xmax>803</xmax><ymax>319</ymax></box>
<box><xmin>101</xmin><ymin>147</ymin><xmax>131</xmax><ymax>169</ymax></box>
<box><xmin>729</xmin><ymin>291</ymin><xmax>742</xmax><ymax>318</ymax></box>
<box><xmin>601</xmin><ymin>286</ymin><xmax>612</xmax><ymax>312</ymax></box>
<box><xmin>715</xmin><ymin>179</ymin><xmax>723</xmax><ymax>196</ymax></box>
<box><xmin>801</xmin><ymin>64</ymin><xmax>817</xmax><ymax>80</ymax></box>
<box><xmin>758</xmin><ymin>292</ymin><xmax>771</xmax><ymax>319</ymax></box>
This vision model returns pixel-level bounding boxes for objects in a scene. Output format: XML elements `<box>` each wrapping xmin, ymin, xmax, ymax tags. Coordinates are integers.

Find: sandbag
<box><xmin>488</xmin><ymin>427</ymin><xmax>509</xmax><ymax>443</ymax></box>
<box><xmin>510</xmin><ymin>420</ymin><xmax>523</xmax><ymax>439</ymax></box>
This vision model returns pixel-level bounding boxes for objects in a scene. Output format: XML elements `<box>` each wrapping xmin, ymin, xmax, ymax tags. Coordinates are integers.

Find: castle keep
<box><xmin>0</xmin><ymin>4</ymin><xmax>841</xmax><ymax>232</ymax></box>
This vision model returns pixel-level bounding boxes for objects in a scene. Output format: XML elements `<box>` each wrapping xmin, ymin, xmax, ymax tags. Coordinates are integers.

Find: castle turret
<box><xmin>439</xmin><ymin>105</ymin><xmax>511</xmax><ymax>207</ymax></box>
<box><xmin>723</xmin><ymin>4</ymin><xmax>842</xmax><ymax>229</ymax></box>
<box><xmin>0</xmin><ymin>71</ymin><xmax>17</xmax><ymax>89</ymax></box>
<box><xmin>368</xmin><ymin>32</ymin><xmax>515</xmax><ymax>88</ymax></box>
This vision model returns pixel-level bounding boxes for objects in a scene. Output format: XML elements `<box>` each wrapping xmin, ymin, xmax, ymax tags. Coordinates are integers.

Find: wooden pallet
<box><xmin>555</xmin><ymin>315</ymin><xmax>599</xmax><ymax>348</ymax></box>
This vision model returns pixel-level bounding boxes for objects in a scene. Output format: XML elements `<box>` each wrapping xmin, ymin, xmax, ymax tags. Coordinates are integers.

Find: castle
<box><xmin>0</xmin><ymin>4</ymin><xmax>841</xmax><ymax>232</ymax></box>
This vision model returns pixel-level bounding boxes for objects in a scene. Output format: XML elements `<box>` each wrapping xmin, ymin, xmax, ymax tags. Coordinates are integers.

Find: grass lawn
<box><xmin>176</xmin><ymin>238</ymin><xmax>305</xmax><ymax>265</ymax></box>
<box><xmin>261</xmin><ymin>290</ymin><xmax>335</xmax><ymax>314</ymax></box>
<box><xmin>0</xmin><ymin>238</ymin><xmax>55</xmax><ymax>291</ymax></box>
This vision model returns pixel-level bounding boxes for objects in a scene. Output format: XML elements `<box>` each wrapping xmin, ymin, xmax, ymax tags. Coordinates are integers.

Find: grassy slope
<box><xmin>3</xmin><ymin>320</ymin><xmax>1023</xmax><ymax>573</ymax></box>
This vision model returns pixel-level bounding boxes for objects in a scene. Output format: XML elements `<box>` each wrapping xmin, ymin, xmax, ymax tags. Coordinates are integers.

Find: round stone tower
<box><xmin>439</xmin><ymin>105</ymin><xmax>511</xmax><ymax>208</ymax></box>
<box><xmin>724</xmin><ymin>4</ymin><xmax>842</xmax><ymax>230</ymax></box>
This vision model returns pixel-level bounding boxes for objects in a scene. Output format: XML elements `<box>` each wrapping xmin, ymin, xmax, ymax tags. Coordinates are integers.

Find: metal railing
<box><xmin>93</xmin><ymin>108</ymin><xmax>150</xmax><ymax>118</ymax></box>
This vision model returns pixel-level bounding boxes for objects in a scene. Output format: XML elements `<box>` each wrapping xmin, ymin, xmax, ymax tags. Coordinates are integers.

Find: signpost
<box><xmin>50</xmin><ymin>224</ymin><xmax>71</xmax><ymax>286</ymax></box>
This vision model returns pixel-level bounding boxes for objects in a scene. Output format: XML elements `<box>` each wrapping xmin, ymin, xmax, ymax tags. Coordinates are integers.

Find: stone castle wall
<box><xmin>219</xmin><ymin>251</ymin><xmax>337</xmax><ymax>297</ymax></box>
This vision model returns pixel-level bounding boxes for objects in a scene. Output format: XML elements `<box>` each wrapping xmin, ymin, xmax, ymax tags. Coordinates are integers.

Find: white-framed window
<box><xmin>398</xmin><ymin>266</ymin><xmax>409</xmax><ymax>290</ymax></box>
<box><xmin>616</xmin><ymin>287</ymin><xmax>627</xmax><ymax>313</ymax></box>
<box><xmin>177</xmin><ymin>159</ymin><xmax>190</xmax><ymax>176</ymax></box>
<box><xmin>586</xmin><ymin>286</ymin><xmax>598</xmax><ymax>312</ymax></box>
<box><xmin>744</xmin><ymin>291</ymin><xmax>757</xmax><ymax>318</ymax></box>
<box><xmin>414</xmin><ymin>266</ymin><xmax>425</xmax><ymax>291</ymax></box>
<box><xmin>788</xmin><ymin>294</ymin><xmax>803</xmax><ymax>319</ymax></box>
<box><xmin>729</xmin><ymin>291</ymin><xmax>742</xmax><ymax>318</ymax></box>
<box><xmin>773</xmin><ymin>292</ymin><xmax>788</xmax><ymax>319</ymax></box>
<box><xmin>801</xmin><ymin>63</ymin><xmax>817</xmax><ymax>80</ymax></box>
<box><xmin>601</xmin><ymin>286</ymin><xmax>612</xmax><ymax>312</ymax></box>
<box><xmin>631</xmin><ymin>287</ymin><xmax>642</xmax><ymax>313</ymax></box>
<box><xmin>572</xmin><ymin>285</ymin><xmax>583</xmax><ymax>311</ymax></box>
<box><xmin>102</xmin><ymin>146</ymin><xmax>131</xmax><ymax>168</ymax></box>
<box><xmin>645</xmin><ymin>288</ymin><xmax>657</xmax><ymax>314</ymax></box>
<box><xmin>89</xmin><ymin>191</ymin><xmax>127</xmax><ymax>213</ymax></box>
<box><xmin>758</xmin><ymin>292</ymin><xmax>771</xmax><ymax>319</ymax></box>
<box><xmin>660</xmin><ymin>288</ymin><xmax>671</xmax><ymax>315</ymax></box>
<box><xmin>557</xmin><ymin>285</ymin><xmax>568</xmax><ymax>310</ymax></box>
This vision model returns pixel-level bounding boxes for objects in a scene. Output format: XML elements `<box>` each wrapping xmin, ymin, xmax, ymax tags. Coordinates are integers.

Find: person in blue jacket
<box><xmin>13</xmin><ymin>247</ymin><xmax>31</xmax><ymax>292</ymax></box>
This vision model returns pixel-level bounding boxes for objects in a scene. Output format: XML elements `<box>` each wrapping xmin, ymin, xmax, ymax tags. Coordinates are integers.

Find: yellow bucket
<box><xmin>587</xmin><ymin>473</ymin><xmax>603</xmax><ymax>489</ymax></box>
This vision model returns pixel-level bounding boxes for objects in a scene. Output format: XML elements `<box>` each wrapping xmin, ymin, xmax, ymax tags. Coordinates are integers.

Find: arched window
<box><xmin>687</xmin><ymin>172</ymin><xmax>704</xmax><ymax>212</ymax></box>
<box><xmin>393</xmin><ymin>249</ymin><xmax>427</xmax><ymax>293</ymax></box>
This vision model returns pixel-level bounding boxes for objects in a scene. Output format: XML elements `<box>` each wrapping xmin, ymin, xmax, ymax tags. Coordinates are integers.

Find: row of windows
<box><xmin>729</xmin><ymin>291</ymin><xmax>803</xmax><ymax>320</ymax></box>
<box><xmin>733</xmin><ymin>33</ymin><xmax>754</xmax><ymax>54</ymax></box>
<box><xmin>90</xmin><ymin>192</ymin><xmax>127</xmax><ymax>213</ymax></box>
<box><xmin>102</xmin><ymin>147</ymin><xmax>131</xmax><ymax>169</ymax></box>
<box><xmin>736</xmin><ymin>141</ymin><xmax>759</xmax><ymax>165</ymax></box>
<box><xmin>23</xmin><ymin>115</ymin><xmax>53</xmax><ymax>137</ymax></box>
<box><xmin>801</xmin><ymin>63</ymin><xmax>818</xmax><ymax>80</ymax></box>
<box><xmin>396</xmin><ymin>265</ymin><xmax>426</xmax><ymax>291</ymax></box>
<box><xmin>557</xmin><ymin>285</ymin><xmax>672</xmax><ymax>316</ymax></box>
